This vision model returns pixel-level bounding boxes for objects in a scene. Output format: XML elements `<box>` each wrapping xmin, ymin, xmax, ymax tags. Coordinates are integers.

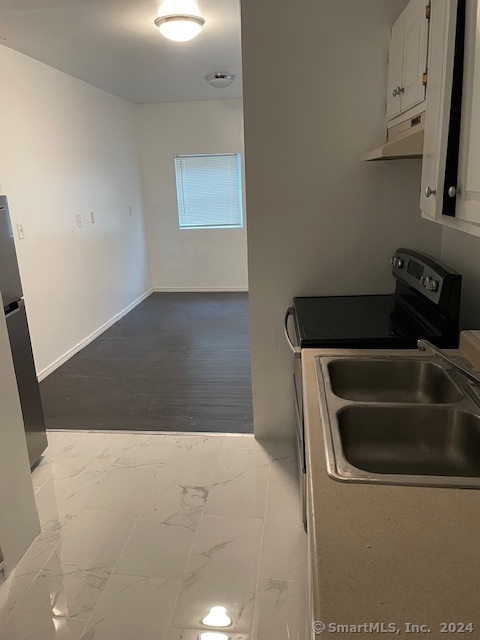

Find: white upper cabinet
<box><xmin>387</xmin><ymin>21</ymin><xmax>405</xmax><ymax>120</ymax></box>
<box><xmin>420</xmin><ymin>0</ymin><xmax>480</xmax><ymax>237</ymax></box>
<box><xmin>455</xmin><ymin>0</ymin><xmax>480</xmax><ymax>227</ymax></box>
<box><xmin>420</xmin><ymin>0</ymin><xmax>458</xmax><ymax>220</ymax></box>
<box><xmin>402</xmin><ymin>0</ymin><xmax>430</xmax><ymax>111</ymax></box>
<box><xmin>387</xmin><ymin>0</ymin><xmax>430</xmax><ymax>123</ymax></box>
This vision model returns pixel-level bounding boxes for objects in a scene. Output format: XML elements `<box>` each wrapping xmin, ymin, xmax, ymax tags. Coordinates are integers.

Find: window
<box><xmin>174</xmin><ymin>153</ymin><xmax>243</xmax><ymax>229</ymax></box>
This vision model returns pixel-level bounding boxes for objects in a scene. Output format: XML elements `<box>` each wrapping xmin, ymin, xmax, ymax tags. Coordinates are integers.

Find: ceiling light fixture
<box><xmin>205</xmin><ymin>73</ymin><xmax>236</xmax><ymax>89</ymax></box>
<box><xmin>154</xmin><ymin>14</ymin><xmax>205</xmax><ymax>42</ymax></box>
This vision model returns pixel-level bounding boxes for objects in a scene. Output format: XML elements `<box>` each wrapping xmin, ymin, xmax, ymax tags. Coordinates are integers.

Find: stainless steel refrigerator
<box><xmin>0</xmin><ymin>195</ymin><xmax>47</xmax><ymax>466</ymax></box>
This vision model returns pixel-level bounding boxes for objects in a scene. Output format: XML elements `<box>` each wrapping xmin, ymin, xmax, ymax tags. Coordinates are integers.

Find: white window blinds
<box><xmin>174</xmin><ymin>153</ymin><xmax>243</xmax><ymax>229</ymax></box>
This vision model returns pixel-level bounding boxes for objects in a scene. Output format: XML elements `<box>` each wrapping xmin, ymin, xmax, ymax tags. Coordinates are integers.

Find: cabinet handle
<box><xmin>398</xmin><ymin>86</ymin><xmax>405</xmax><ymax>94</ymax></box>
<box><xmin>448</xmin><ymin>186</ymin><xmax>460</xmax><ymax>198</ymax></box>
<box><xmin>425</xmin><ymin>187</ymin><xmax>436</xmax><ymax>198</ymax></box>
<box><xmin>392</xmin><ymin>88</ymin><xmax>398</xmax><ymax>97</ymax></box>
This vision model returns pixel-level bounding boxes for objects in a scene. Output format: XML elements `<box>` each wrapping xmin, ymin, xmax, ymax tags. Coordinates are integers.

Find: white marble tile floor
<box><xmin>0</xmin><ymin>432</ymin><xmax>307</xmax><ymax>640</ymax></box>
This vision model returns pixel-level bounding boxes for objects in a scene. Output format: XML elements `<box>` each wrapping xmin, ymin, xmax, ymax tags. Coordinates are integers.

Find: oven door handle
<box><xmin>284</xmin><ymin>307</ymin><xmax>301</xmax><ymax>356</ymax></box>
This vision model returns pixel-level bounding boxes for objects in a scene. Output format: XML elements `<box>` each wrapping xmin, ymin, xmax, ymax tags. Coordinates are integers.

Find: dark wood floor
<box><xmin>40</xmin><ymin>293</ymin><xmax>254</xmax><ymax>433</ymax></box>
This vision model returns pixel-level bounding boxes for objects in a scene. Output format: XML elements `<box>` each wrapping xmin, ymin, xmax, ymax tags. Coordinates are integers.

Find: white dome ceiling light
<box><xmin>154</xmin><ymin>15</ymin><xmax>205</xmax><ymax>42</ymax></box>
<box><xmin>205</xmin><ymin>73</ymin><xmax>236</xmax><ymax>89</ymax></box>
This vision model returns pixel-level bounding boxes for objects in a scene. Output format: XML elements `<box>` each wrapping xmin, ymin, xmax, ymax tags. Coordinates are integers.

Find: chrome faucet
<box><xmin>417</xmin><ymin>339</ymin><xmax>480</xmax><ymax>385</ymax></box>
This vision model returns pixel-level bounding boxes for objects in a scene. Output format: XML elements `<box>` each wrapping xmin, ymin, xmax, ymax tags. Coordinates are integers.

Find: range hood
<box><xmin>363</xmin><ymin>111</ymin><xmax>425</xmax><ymax>161</ymax></box>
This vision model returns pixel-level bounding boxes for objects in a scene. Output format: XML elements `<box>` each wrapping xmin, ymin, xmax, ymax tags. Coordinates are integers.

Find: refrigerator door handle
<box><xmin>5</xmin><ymin>297</ymin><xmax>47</xmax><ymax>466</ymax></box>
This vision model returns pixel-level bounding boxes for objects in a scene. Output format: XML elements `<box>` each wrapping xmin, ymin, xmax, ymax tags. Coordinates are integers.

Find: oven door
<box><xmin>285</xmin><ymin>306</ymin><xmax>307</xmax><ymax>531</ymax></box>
<box><xmin>293</xmin><ymin>362</ymin><xmax>305</xmax><ymax>473</ymax></box>
<box><xmin>293</xmin><ymin>376</ymin><xmax>307</xmax><ymax>531</ymax></box>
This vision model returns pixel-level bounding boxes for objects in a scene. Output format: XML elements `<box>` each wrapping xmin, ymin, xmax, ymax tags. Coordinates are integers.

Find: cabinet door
<box><xmin>387</xmin><ymin>20</ymin><xmax>405</xmax><ymax>121</ymax></box>
<box><xmin>401</xmin><ymin>0</ymin><xmax>429</xmax><ymax>113</ymax></box>
<box><xmin>420</xmin><ymin>0</ymin><xmax>458</xmax><ymax>219</ymax></box>
<box><xmin>455</xmin><ymin>0</ymin><xmax>480</xmax><ymax>225</ymax></box>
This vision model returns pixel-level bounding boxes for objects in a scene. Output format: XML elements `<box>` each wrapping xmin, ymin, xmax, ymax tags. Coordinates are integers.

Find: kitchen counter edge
<box><xmin>303</xmin><ymin>330</ymin><xmax>480</xmax><ymax>640</ymax></box>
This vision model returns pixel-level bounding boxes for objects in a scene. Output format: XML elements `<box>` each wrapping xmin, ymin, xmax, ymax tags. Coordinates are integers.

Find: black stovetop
<box><xmin>293</xmin><ymin>294</ymin><xmax>441</xmax><ymax>349</ymax></box>
<box><xmin>292</xmin><ymin>249</ymin><xmax>461</xmax><ymax>350</ymax></box>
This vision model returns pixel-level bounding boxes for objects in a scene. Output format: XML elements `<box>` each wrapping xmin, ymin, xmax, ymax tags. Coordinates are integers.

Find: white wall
<box><xmin>136</xmin><ymin>99</ymin><xmax>248</xmax><ymax>292</ymax></box>
<box><xmin>0</xmin><ymin>309</ymin><xmax>40</xmax><ymax>573</ymax></box>
<box><xmin>241</xmin><ymin>0</ymin><xmax>444</xmax><ymax>439</ymax></box>
<box><xmin>441</xmin><ymin>228</ymin><xmax>480</xmax><ymax>328</ymax></box>
<box><xmin>0</xmin><ymin>46</ymin><xmax>151</xmax><ymax>379</ymax></box>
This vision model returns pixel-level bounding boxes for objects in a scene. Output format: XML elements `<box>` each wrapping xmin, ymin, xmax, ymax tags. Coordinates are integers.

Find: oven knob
<box><xmin>420</xmin><ymin>276</ymin><xmax>439</xmax><ymax>292</ymax></box>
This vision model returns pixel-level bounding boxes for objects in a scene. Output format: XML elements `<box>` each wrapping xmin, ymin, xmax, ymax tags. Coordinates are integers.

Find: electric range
<box><xmin>284</xmin><ymin>248</ymin><xmax>462</xmax><ymax>530</ymax></box>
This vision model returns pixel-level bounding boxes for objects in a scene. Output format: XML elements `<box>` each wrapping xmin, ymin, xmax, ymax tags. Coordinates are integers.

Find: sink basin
<box><xmin>338</xmin><ymin>406</ymin><xmax>480</xmax><ymax>477</ymax></box>
<box><xmin>316</xmin><ymin>354</ymin><xmax>480</xmax><ymax>488</ymax></box>
<box><xmin>327</xmin><ymin>358</ymin><xmax>463</xmax><ymax>404</ymax></box>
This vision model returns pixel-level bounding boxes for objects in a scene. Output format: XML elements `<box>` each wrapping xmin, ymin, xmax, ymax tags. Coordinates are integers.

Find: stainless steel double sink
<box><xmin>316</xmin><ymin>355</ymin><xmax>480</xmax><ymax>488</ymax></box>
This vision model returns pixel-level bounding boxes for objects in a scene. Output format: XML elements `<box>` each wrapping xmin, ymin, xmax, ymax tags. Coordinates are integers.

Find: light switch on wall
<box><xmin>16</xmin><ymin>223</ymin><xmax>25</xmax><ymax>240</ymax></box>
<box><xmin>90</xmin><ymin>211</ymin><xmax>95</xmax><ymax>224</ymax></box>
<box><xmin>76</xmin><ymin>214</ymin><xmax>82</xmax><ymax>228</ymax></box>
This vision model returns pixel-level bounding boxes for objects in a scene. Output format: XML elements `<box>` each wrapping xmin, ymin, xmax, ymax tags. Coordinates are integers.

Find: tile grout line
<box><xmin>30</xmin><ymin>435</ymin><xmax>129</xmax><ymax>635</ymax></box>
<box><xmin>48</xmin><ymin>429</ymin><xmax>255</xmax><ymax>438</ymax></box>
<box><xmin>17</xmin><ymin>432</ymin><xmax>277</xmax><ymax>637</ymax></box>
<box><xmin>80</xmin><ymin>435</ymin><xmax>224</xmax><ymax>638</ymax></box>
<box><xmin>77</xmin><ymin>433</ymin><xmax>181</xmax><ymax>639</ymax></box>
<box><xmin>163</xmin><ymin>435</ymin><xmax>227</xmax><ymax>636</ymax></box>
<box><xmin>41</xmin><ymin>432</ymin><xmax>88</xmax><ymax>466</ymax></box>
<box><xmin>249</xmin><ymin>452</ymin><xmax>273</xmax><ymax>640</ymax></box>
<box><xmin>2</xmin><ymin>532</ymin><xmax>65</xmax><ymax>632</ymax></box>
<box><xmin>85</xmin><ymin>435</ymin><xmax>180</xmax><ymax>569</ymax></box>
<box><xmin>25</xmin><ymin>434</ymin><xmax>166</xmax><ymax>638</ymax></box>
<box><xmin>32</xmin><ymin>473</ymin><xmax>52</xmax><ymax>493</ymax></box>
<box><xmin>160</xmin><ymin>434</ymin><xmax>236</xmax><ymax>640</ymax></box>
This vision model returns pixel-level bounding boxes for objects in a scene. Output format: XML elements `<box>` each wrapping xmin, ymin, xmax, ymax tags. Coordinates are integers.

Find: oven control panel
<box><xmin>390</xmin><ymin>249</ymin><xmax>460</xmax><ymax>306</ymax></box>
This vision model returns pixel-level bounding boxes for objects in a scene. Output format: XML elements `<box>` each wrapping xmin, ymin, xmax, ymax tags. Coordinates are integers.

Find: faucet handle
<box><xmin>417</xmin><ymin>339</ymin><xmax>480</xmax><ymax>388</ymax></box>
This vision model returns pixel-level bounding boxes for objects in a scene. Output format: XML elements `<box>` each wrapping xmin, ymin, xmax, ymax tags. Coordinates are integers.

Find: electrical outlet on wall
<box><xmin>76</xmin><ymin>214</ymin><xmax>82</xmax><ymax>228</ymax></box>
<box><xmin>16</xmin><ymin>223</ymin><xmax>25</xmax><ymax>240</ymax></box>
<box><xmin>128</xmin><ymin>205</ymin><xmax>133</xmax><ymax>216</ymax></box>
<box><xmin>90</xmin><ymin>211</ymin><xmax>95</xmax><ymax>224</ymax></box>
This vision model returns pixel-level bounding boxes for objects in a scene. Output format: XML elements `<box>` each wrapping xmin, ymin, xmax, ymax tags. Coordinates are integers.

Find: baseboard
<box><xmin>153</xmin><ymin>286</ymin><xmax>249</xmax><ymax>292</ymax></box>
<box><xmin>37</xmin><ymin>288</ymin><xmax>153</xmax><ymax>382</ymax></box>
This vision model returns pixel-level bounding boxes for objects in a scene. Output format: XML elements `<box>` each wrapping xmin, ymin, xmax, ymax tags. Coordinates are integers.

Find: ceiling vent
<box><xmin>205</xmin><ymin>73</ymin><xmax>236</xmax><ymax>88</ymax></box>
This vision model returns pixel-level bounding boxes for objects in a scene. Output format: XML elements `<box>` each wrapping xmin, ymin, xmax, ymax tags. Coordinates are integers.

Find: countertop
<box><xmin>303</xmin><ymin>331</ymin><xmax>480</xmax><ymax>639</ymax></box>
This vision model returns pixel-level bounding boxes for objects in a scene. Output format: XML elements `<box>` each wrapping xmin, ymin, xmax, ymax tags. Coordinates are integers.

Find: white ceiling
<box><xmin>0</xmin><ymin>0</ymin><xmax>243</xmax><ymax>103</ymax></box>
